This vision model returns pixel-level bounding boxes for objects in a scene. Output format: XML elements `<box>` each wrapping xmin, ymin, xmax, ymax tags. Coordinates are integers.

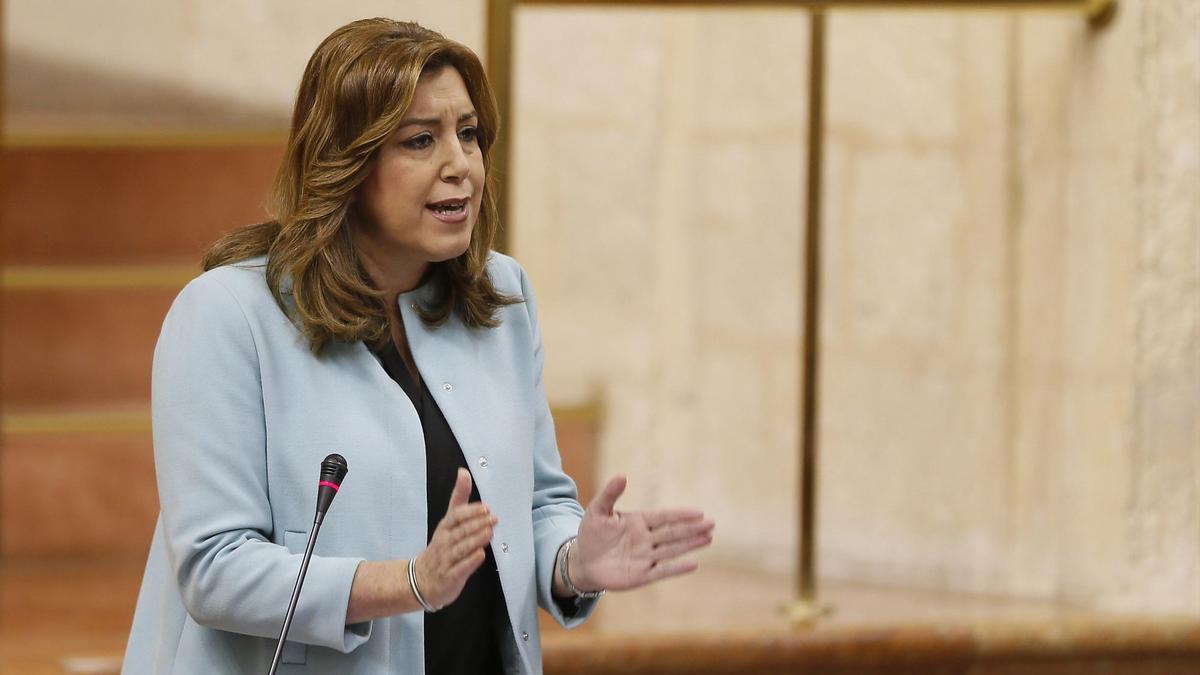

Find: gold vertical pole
<box><xmin>789</xmin><ymin>7</ymin><xmax>830</xmax><ymax>623</ymax></box>
<box><xmin>1084</xmin><ymin>0</ymin><xmax>1118</xmax><ymax>26</ymax></box>
<box><xmin>486</xmin><ymin>0</ymin><xmax>517</xmax><ymax>254</ymax></box>
<box><xmin>0</xmin><ymin>0</ymin><xmax>8</xmax><ymax>556</ymax></box>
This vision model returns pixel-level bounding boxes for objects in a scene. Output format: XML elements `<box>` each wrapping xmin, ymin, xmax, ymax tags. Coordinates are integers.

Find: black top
<box><xmin>375</xmin><ymin>340</ymin><xmax>505</xmax><ymax>675</ymax></box>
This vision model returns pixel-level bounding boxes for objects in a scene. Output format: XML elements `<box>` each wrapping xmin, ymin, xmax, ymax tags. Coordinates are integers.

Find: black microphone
<box><xmin>315</xmin><ymin>453</ymin><xmax>349</xmax><ymax>523</ymax></box>
<box><xmin>268</xmin><ymin>454</ymin><xmax>348</xmax><ymax>675</ymax></box>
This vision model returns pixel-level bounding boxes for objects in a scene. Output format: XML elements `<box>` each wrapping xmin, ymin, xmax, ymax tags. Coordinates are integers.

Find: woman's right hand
<box><xmin>412</xmin><ymin>468</ymin><xmax>497</xmax><ymax>610</ymax></box>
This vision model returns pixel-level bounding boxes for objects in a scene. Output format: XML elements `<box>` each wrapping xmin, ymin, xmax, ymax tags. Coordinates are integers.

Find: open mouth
<box><xmin>427</xmin><ymin>197</ymin><xmax>469</xmax><ymax>215</ymax></box>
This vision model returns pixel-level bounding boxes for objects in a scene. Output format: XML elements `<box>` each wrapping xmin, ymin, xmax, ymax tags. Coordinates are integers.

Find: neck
<box><xmin>353</xmin><ymin>241</ymin><xmax>429</xmax><ymax>305</ymax></box>
<box><xmin>363</xmin><ymin>256</ymin><xmax>428</xmax><ymax>301</ymax></box>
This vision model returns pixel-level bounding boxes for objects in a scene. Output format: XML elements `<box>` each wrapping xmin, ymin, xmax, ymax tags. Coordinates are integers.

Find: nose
<box><xmin>440</xmin><ymin>135</ymin><xmax>471</xmax><ymax>184</ymax></box>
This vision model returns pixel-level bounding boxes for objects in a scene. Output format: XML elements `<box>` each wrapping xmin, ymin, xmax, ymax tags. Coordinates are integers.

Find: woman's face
<box><xmin>353</xmin><ymin>66</ymin><xmax>485</xmax><ymax>286</ymax></box>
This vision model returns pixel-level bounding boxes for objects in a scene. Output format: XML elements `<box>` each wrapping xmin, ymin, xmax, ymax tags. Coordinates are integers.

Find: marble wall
<box><xmin>511</xmin><ymin>0</ymin><xmax>1199</xmax><ymax>615</ymax></box>
<box><xmin>511</xmin><ymin>7</ymin><xmax>809</xmax><ymax>575</ymax></box>
<box><xmin>3</xmin><ymin>0</ymin><xmax>485</xmax><ymax>135</ymax></box>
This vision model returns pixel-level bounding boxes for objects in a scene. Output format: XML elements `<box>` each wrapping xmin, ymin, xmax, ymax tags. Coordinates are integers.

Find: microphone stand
<box><xmin>268</xmin><ymin>454</ymin><xmax>348</xmax><ymax>675</ymax></box>
<box><xmin>268</xmin><ymin>513</ymin><xmax>327</xmax><ymax>675</ymax></box>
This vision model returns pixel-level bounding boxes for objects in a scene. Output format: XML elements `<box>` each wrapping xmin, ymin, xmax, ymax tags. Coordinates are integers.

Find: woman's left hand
<box><xmin>569</xmin><ymin>475</ymin><xmax>715</xmax><ymax>592</ymax></box>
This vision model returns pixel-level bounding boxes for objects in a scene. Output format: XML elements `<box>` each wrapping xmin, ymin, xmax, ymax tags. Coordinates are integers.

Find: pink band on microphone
<box><xmin>318</xmin><ymin>480</ymin><xmax>341</xmax><ymax>491</ymax></box>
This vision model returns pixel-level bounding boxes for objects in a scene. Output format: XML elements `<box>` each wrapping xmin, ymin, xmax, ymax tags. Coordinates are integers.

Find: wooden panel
<box><xmin>0</xmin><ymin>431</ymin><xmax>157</xmax><ymax>557</ymax></box>
<box><xmin>1</xmin><ymin>145</ymin><xmax>282</xmax><ymax>265</ymax></box>
<box><xmin>1</xmin><ymin>286</ymin><xmax>180</xmax><ymax>407</ymax></box>
<box><xmin>554</xmin><ymin>409</ymin><xmax>599</xmax><ymax>507</ymax></box>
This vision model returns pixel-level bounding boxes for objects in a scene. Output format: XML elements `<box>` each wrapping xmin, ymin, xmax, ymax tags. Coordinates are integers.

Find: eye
<box><xmin>402</xmin><ymin>133</ymin><xmax>433</xmax><ymax>150</ymax></box>
<box><xmin>458</xmin><ymin>126</ymin><xmax>479</xmax><ymax>144</ymax></box>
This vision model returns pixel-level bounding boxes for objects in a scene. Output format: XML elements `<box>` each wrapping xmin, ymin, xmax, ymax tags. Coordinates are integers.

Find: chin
<box><xmin>429</xmin><ymin>235</ymin><xmax>473</xmax><ymax>263</ymax></box>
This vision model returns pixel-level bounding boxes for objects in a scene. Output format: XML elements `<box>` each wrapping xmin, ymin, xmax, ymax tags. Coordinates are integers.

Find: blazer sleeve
<box><xmin>151</xmin><ymin>272</ymin><xmax>371</xmax><ymax>652</ymax></box>
<box><xmin>518</xmin><ymin>266</ymin><xmax>602</xmax><ymax>627</ymax></box>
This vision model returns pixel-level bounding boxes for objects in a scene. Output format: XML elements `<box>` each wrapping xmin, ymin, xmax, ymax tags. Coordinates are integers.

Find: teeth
<box><xmin>431</xmin><ymin>202</ymin><xmax>465</xmax><ymax>213</ymax></box>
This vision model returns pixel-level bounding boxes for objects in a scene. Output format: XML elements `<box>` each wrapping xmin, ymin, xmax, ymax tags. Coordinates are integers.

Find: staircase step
<box><xmin>1</xmin><ymin>422</ymin><xmax>157</xmax><ymax>557</ymax></box>
<box><xmin>2</xmin><ymin>284</ymin><xmax>182</xmax><ymax>407</ymax></box>
<box><xmin>2</xmin><ymin>144</ymin><xmax>281</xmax><ymax>265</ymax></box>
<box><xmin>0</xmin><ymin>403</ymin><xmax>596</xmax><ymax>559</ymax></box>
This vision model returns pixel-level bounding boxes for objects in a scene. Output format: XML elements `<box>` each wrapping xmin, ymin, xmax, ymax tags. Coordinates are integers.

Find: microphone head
<box><xmin>320</xmin><ymin>454</ymin><xmax>348</xmax><ymax>487</ymax></box>
<box><xmin>315</xmin><ymin>454</ymin><xmax>348</xmax><ymax>520</ymax></box>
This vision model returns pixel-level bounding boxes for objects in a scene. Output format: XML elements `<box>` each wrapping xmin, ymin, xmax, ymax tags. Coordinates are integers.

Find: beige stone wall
<box><xmin>818</xmin><ymin>11</ymin><xmax>1014</xmax><ymax>596</ymax></box>
<box><xmin>512</xmin><ymin>1</ymin><xmax>1199</xmax><ymax>615</ymax></box>
<box><xmin>512</xmin><ymin>7</ymin><xmax>809</xmax><ymax>574</ymax></box>
<box><xmin>3</xmin><ymin>0</ymin><xmax>485</xmax><ymax>134</ymax></box>
<box><xmin>1123</xmin><ymin>0</ymin><xmax>1200</xmax><ymax>615</ymax></box>
<box><xmin>818</xmin><ymin>2</ymin><xmax>1200</xmax><ymax>615</ymax></box>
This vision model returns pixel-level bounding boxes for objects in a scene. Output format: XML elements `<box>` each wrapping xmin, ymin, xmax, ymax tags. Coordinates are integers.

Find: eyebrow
<box><xmin>398</xmin><ymin>111</ymin><xmax>479</xmax><ymax>128</ymax></box>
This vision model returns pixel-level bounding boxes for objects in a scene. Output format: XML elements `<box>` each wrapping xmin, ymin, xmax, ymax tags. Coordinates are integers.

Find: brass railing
<box><xmin>483</xmin><ymin>0</ymin><xmax>1116</xmax><ymax>621</ymax></box>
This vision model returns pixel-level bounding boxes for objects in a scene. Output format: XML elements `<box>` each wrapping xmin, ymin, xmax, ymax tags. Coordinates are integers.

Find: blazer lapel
<box><xmin>399</xmin><ymin>288</ymin><xmax>515</xmax><ymax>511</ymax></box>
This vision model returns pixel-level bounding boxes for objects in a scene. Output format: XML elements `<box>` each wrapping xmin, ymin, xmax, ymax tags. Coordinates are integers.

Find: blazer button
<box><xmin>410</xmin><ymin>303</ymin><xmax>418</xmax><ymax>311</ymax></box>
<box><xmin>442</xmin><ymin>382</ymin><xmax>453</xmax><ymax>391</ymax></box>
<box><xmin>521</xmin><ymin>631</ymin><xmax>529</xmax><ymax>642</ymax></box>
<box><xmin>500</xmin><ymin>542</ymin><xmax>509</xmax><ymax>553</ymax></box>
<box><xmin>478</xmin><ymin>456</ymin><xmax>489</xmax><ymax>468</ymax></box>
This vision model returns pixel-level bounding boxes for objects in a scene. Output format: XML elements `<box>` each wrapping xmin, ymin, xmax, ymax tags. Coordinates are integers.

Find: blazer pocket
<box><xmin>280</xmin><ymin>529</ymin><xmax>311</xmax><ymax>665</ymax></box>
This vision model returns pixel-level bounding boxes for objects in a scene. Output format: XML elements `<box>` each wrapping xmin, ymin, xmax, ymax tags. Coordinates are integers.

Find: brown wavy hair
<box><xmin>203</xmin><ymin>18</ymin><xmax>516</xmax><ymax>353</ymax></box>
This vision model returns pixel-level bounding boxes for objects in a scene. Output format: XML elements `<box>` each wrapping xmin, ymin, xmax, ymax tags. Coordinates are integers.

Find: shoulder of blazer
<box><xmin>485</xmin><ymin>250</ymin><xmax>529</xmax><ymax>301</ymax></box>
<box><xmin>199</xmin><ymin>254</ymin><xmax>272</xmax><ymax>301</ymax></box>
<box><xmin>192</xmin><ymin>255</ymin><xmax>295</xmax><ymax>320</ymax></box>
<box><xmin>165</xmin><ymin>256</ymin><xmax>297</xmax><ymax>351</ymax></box>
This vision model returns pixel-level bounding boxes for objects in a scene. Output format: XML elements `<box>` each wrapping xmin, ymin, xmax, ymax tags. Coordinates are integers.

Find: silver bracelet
<box><xmin>557</xmin><ymin>537</ymin><xmax>605</xmax><ymax>599</ymax></box>
<box><xmin>408</xmin><ymin>555</ymin><xmax>438</xmax><ymax>613</ymax></box>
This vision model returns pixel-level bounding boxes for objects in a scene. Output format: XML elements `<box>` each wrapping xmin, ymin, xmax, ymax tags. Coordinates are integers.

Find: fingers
<box><xmin>443</xmin><ymin>503</ymin><xmax>494</xmax><ymax>537</ymax></box>
<box><xmin>424</xmin><ymin>467</ymin><xmax>489</xmax><ymax>577</ymax></box>
<box><xmin>651</xmin><ymin>532</ymin><xmax>713</xmax><ymax>561</ymax></box>
<box><xmin>588</xmin><ymin>474</ymin><xmax>628</xmax><ymax>517</ymax></box>
<box><xmin>643</xmin><ymin>508</ymin><xmax>704</xmax><ymax>530</ymax></box>
<box><xmin>439</xmin><ymin>468</ymin><xmax>485</xmax><ymax>531</ymax></box>
<box><xmin>448</xmin><ymin>516</ymin><xmax>497</xmax><ymax>560</ymax></box>
<box><xmin>420</xmin><ymin>486</ymin><xmax>497</xmax><ymax>608</ymax></box>
<box><xmin>446</xmin><ymin>548</ymin><xmax>487</xmax><ymax>580</ymax></box>
<box><xmin>447</xmin><ymin>467</ymin><xmax>473</xmax><ymax>510</ymax></box>
<box><xmin>435</xmin><ymin>468</ymin><xmax>495</xmax><ymax>548</ymax></box>
<box><xmin>646</xmin><ymin>516</ymin><xmax>713</xmax><ymax>574</ymax></box>
<box><xmin>650</xmin><ymin>518</ymin><xmax>714</xmax><ymax>546</ymax></box>
<box><xmin>645</xmin><ymin>558</ymin><xmax>699</xmax><ymax>584</ymax></box>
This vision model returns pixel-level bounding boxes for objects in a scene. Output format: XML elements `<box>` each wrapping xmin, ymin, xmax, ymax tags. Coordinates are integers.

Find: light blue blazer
<box><xmin>121</xmin><ymin>252</ymin><xmax>597</xmax><ymax>674</ymax></box>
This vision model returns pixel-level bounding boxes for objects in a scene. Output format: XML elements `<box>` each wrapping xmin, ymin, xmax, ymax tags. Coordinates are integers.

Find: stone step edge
<box><xmin>1</xmin><ymin>264</ymin><xmax>196</xmax><ymax>290</ymax></box>
<box><xmin>3</xmin><ymin>129</ymin><xmax>286</xmax><ymax>149</ymax></box>
<box><xmin>2</xmin><ymin>407</ymin><xmax>152</xmax><ymax>435</ymax></box>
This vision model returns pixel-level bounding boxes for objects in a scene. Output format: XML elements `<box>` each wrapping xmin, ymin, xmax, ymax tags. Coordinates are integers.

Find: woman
<box><xmin>122</xmin><ymin>18</ymin><xmax>714</xmax><ymax>675</ymax></box>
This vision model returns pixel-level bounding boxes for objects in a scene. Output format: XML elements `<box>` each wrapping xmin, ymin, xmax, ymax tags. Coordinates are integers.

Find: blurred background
<box><xmin>1</xmin><ymin>0</ymin><xmax>1197</xmax><ymax>673</ymax></box>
